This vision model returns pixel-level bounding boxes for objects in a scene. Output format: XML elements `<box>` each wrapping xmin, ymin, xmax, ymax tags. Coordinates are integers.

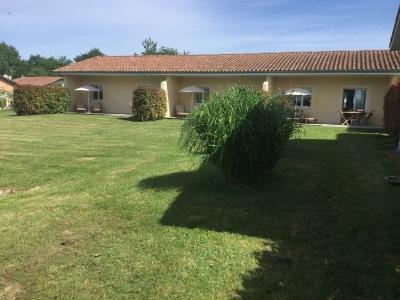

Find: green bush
<box><xmin>384</xmin><ymin>81</ymin><xmax>400</xmax><ymax>151</ymax></box>
<box><xmin>180</xmin><ymin>86</ymin><xmax>300</xmax><ymax>185</ymax></box>
<box><xmin>131</xmin><ymin>86</ymin><xmax>167</xmax><ymax>121</ymax></box>
<box><xmin>13</xmin><ymin>85</ymin><xmax>70</xmax><ymax>115</ymax></box>
<box><xmin>0</xmin><ymin>98</ymin><xmax>6</xmax><ymax>109</ymax></box>
<box><xmin>0</xmin><ymin>90</ymin><xmax>7</xmax><ymax>109</ymax></box>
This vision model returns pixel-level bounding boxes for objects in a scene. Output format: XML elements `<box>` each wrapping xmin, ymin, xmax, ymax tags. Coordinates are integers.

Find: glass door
<box><xmin>354</xmin><ymin>89</ymin><xmax>366</xmax><ymax>110</ymax></box>
<box><xmin>342</xmin><ymin>88</ymin><xmax>366</xmax><ymax>111</ymax></box>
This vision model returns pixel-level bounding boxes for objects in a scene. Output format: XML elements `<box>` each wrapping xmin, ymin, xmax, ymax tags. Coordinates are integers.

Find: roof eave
<box><xmin>0</xmin><ymin>77</ymin><xmax>17</xmax><ymax>86</ymax></box>
<box><xmin>54</xmin><ymin>70</ymin><xmax>400</xmax><ymax>77</ymax></box>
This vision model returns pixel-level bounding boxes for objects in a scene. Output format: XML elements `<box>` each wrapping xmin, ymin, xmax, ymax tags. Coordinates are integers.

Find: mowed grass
<box><xmin>0</xmin><ymin>109</ymin><xmax>399</xmax><ymax>299</ymax></box>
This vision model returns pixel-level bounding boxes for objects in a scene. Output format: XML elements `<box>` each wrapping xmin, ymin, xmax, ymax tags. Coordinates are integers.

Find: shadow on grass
<box><xmin>116</xmin><ymin>117</ymin><xmax>183</xmax><ymax>122</ymax></box>
<box><xmin>139</xmin><ymin>129</ymin><xmax>400</xmax><ymax>299</ymax></box>
<box><xmin>116</xmin><ymin>117</ymin><xmax>133</xmax><ymax>122</ymax></box>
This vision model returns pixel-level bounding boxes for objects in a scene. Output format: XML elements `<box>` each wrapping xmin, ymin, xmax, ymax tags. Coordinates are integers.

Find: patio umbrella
<box><xmin>75</xmin><ymin>85</ymin><xmax>100</xmax><ymax>113</ymax></box>
<box><xmin>284</xmin><ymin>88</ymin><xmax>312</xmax><ymax>96</ymax></box>
<box><xmin>179</xmin><ymin>86</ymin><xmax>205</xmax><ymax>109</ymax></box>
<box><xmin>285</xmin><ymin>88</ymin><xmax>312</xmax><ymax>110</ymax></box>
<box><xmin>179</xmin><ymin>86</ymin><xmax>205</xmax><ymax>93</ymax></box>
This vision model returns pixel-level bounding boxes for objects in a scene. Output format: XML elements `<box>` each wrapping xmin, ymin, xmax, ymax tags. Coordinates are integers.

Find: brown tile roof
<box><xmin>14</xmin><ymin>76</ymin><xmax>63</xmax><ymax>86</ymax></box>
<box><xmin>55</xmin><ymin>50</ymin><xmax>400</xmax><ymax>74</ymax></box>
<box><xmin>0</xmin><ymin>76</ymin><xmax>16</xmax><ymax>86</ymax></box>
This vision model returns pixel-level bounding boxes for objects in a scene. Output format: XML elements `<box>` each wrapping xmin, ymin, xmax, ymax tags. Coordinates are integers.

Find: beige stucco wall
<box><xmin>161</xmin><ymin>76</ymin><xmax>180</xmax><ymax>117</ymax></box>
<box><xmin>63</xmin><ymin>74</ymin><xmax>393</xmax><ymax>125</ymax></box>
<box><xmin>64</xmin><ymin>75</ymin><xmax>165</xmax><ymax>114</ymax></box>
<box><xmin>273</xmin><ymin>75</ymin><xmax>392</xmax><ymax>126</ymax></box>
<box><xmin>64</xmin><ymin>75</ymin><xmax>266</xmax><ymax>116</ymax></box>
<box><xmin>172</xmin><ymin>76</ymin><xmax>266</xmax><ymax>115</ymax></box>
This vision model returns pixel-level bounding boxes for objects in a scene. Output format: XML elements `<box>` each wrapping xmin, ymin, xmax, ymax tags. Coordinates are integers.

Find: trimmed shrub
<box><xmin>131</xmin><ymin>86</ymin><xmax>167</xmax><ymax>121</ymax></box>
<box><xmin>13</xmin><ymin>85</ymin><xmax>70</xmax><ymax>115</ymax></box>
<box><xmin>180</xmin><ymin>86</ymin><xmax>301</xmax><ymax>185</ymax></box>
<box><xmin>384</xmin><ymin>81</ymin><xmax>400</xmax><ymax>151</ymax></box>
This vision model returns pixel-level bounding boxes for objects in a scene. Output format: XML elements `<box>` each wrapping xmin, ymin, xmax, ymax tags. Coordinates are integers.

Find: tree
<box><xmin>25</xmin><ymin>55</ymin><xmax>72</xmax><ymax>76</ymax></box>
<box><xmin>74</xmin><ymin>48</ymin><xmax>104</xmax><ymax>62</ymax></box>
<box><xmin>141</xmin><ymin>37</ymin><xmax>158</xmax><ymax>55</ymax></box>
<box><xmin>158</xmin><ymin>46</ymin><xmax>179</xmax><ymax>55</ymax></box>
<box><xmin>0</xmin><ymin>41</ymin><xmax>22</xmax><ymax>77</ymax></box>
<box><xmin>0</xmin><ymin>42</ymin><xmax>72</xmax><ymax>77</ymax></box>
<box><xmin>384</xmin><ymin>81</ymin><xmax>400</xmax><ymax>151</ymax></box>
<box><xmin>141</xmin><ymin>37</ymin><xmax>185</xmax><ymax>55</ymax></box>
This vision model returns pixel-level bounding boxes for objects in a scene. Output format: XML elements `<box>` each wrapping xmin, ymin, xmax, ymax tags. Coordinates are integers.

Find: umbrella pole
<box><xmin>87</xmin><ymin>93</ymin><xmax>90</xmax><ymax>114</ymax></box>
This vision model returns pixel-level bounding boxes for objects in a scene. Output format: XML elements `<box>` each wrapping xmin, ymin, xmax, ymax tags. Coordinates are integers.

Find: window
<box><xmin>194</xmin><ymin>87</ymin><xmax>210</xmax><ymax>104</ymax></box>
<box><xmin>342</xmin><ymin>88</ymin><xmax>366</xmax><ymax>111</ymax></box>
<box><xmin>91</xmin><ymin>84</ymin><xmax>103</xmax><ymax>101</ymax></box>
<box><xmin>290</xmin><ymin>87</ymin><xmax>313</xmax><ymax>107</ymax></box>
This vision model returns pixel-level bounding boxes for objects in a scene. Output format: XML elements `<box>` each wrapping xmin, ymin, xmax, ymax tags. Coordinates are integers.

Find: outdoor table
<box><xmin>340</xmin><ymin>111</ymin><xmax>364</xmax><ymax>126</ymax></box>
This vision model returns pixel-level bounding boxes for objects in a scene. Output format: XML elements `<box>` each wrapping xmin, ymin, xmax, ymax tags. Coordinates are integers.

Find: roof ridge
<box><xmin>101</xmin><ymin>49</ymin><xmax>393</xmax><ymax>58</ymax></box>
<box><xmin>14</xmin><ymin>76</ymin><xmax>62</xmax><ymax>78</ymax></box>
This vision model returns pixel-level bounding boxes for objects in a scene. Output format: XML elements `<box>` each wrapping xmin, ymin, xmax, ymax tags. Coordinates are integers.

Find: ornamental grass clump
<box><xmin>180</xmin><ymin>86</ymin><xmax>300</xmax><ymax>185</ymax></box>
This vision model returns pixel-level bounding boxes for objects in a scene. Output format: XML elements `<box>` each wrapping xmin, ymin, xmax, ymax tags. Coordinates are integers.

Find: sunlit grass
<box><xmin>0</xmin><ymin>109</ymin><xmax>398</xmax><ymax>299</ymax></box>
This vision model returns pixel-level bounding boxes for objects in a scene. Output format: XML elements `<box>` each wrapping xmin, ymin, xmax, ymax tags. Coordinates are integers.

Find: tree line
<box><xmin>0</xmin><ymin>37</ymin><xmax>187</xmax><ymax>78</ymax></box>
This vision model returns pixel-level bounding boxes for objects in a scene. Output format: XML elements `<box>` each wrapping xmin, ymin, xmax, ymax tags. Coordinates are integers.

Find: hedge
<box><xmin>384</xmin><ymin>81</ymin><xmax>400</xmax><ymax>151</ymax></box>
<box><xmin>131</xmin><ymin>86</ymin><xmax>167</xmax><ymax>121</ymax></box>
<box><xmin>13</xmin><ymin>85</ymin><xmax>70</xmax><ymax>115</ymax></box>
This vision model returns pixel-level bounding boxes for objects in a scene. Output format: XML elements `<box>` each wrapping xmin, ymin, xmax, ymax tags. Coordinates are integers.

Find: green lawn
<box><xmin>0</xmin><ymin>109</ymin><xmax>399</xmax><ymax>299</ymax></box>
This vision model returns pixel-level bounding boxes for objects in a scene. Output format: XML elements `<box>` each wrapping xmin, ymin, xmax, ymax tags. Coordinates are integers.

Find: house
<box><xmin>55</xmin><ymin>51</ymin><xmax>400</xmax><ymax>126</ymax></box>
<box><xmin>13</xmin><ymin>76</ymin><xmax>63</xmax><ymax>87</ymax></box>
<box><xmin>55</xmin><ymin>8</ymin><xmax>400</xmax><ymax>127</ymax></box>
<box><xmin>0</xmin><ymin>75</ymin><xmax>15</xmax><ymax>93</ymax></box>
<box><xmin>0</xmin><ymin>76</ymin><xmax>16</xmax><ymax>107</ymax></box>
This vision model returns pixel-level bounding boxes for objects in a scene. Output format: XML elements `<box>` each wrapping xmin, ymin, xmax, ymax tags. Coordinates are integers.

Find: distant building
<box><xmin>13</xmin><ymin>76</ymin><xmax>63</xmax><ymax>87</ymax></box>
<box><xmin>0</xmin><ymin>75</ymin><xmax>16</xmax><ymax>108</ymax></box>
<box><xmin>0</xmin><ymin>75</ymin><xmax>16</xmax><ymax>93</ymax></box>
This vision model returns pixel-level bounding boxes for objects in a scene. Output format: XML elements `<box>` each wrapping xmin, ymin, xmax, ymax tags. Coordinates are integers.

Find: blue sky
<box><xmin>0</xmin><ymin>0</ymin><xmax>398</xmax><ymax>59</ymax></box>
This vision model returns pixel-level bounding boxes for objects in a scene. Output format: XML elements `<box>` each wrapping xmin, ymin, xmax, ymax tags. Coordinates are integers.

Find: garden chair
<box><xmin>294</xmin><ymin>108</ymin><xmax>304</xmax><ymax>118</ymax></box>
<box><xmin>92</xmin><ymin>102</ymin><xmax>102</xmax><ymax>113</ymax></box>
<box><xmin>295</xmin><ymin>109</ymin><xmax>310</xmax><ymax>123</ymax></box>
<box><xmin>176</xmin><ymin>105</ymin><xmax>190</xmax><ymax>118</ymax></box>
<box><xmin>303</xmin><ymin>117</ymin><xmax>318</xmax><ymax>124</ymax></box>
<box><xmin>290</xmin><ymin>108</ymin><xmax>304</xmax><ymax>123</ymax></box>
<box><xmin>76</xmin><ymin>102</ymin><xmax>86</xmax><ymax>113</ymax></box>
<box><xmin>363</xmin><ymin>111</ymin><xmax>373</xmax><ymax>126</ymax></box>
<box><xmin>355</xmin><ymin>111</ymin><xmax>373</xmax><ymax>126</ymax></box>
